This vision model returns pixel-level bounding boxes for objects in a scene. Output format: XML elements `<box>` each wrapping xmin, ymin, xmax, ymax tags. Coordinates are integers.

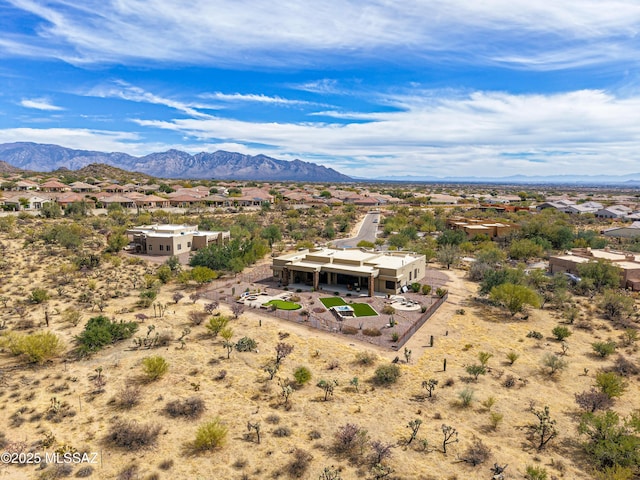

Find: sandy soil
<box><xmin>0</xmin><ymin>241</ymin><xmax>638</xmax><ymax>480</ymax></box>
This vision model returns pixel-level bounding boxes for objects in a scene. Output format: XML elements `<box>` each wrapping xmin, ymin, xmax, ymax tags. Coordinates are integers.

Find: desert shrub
<box><xmin>421</xmin><ymin>284</ymin><xmax>432</xmax><ymax>295</ymax></box>
<box><xmin>2</xmin><ymin>331</ymin><xmax>64</xmax><ymax>364</ymax></box>
<box><xmin>206</xmin><ymin>315</ymin><xmax>230</xmax><ymax>337</ymax></box>
<box><xmin>341</xmin><ymin>326</ymin><xmax>358</xmax><ymax>335</ymax></box>
<box><xmin>235</xmin><ymin>336</ymin><xmax>257</xmax><ymax>352</ymax></box>
<box><xmin>116</xmin><ymin>464</ymin><xmax>139</xmax><ymax>480</ymax></box>
<box><xmin>552</xmin><ymin>325</ymin><xmax>572</xmax><ymax>341</ymax></box>
<box><xmin>362</xmin><ymin>328</ymin><xmax>381</xmax><ymax>337</ymax></box>
<box><xmin>75</xmin><ymin>465</ymin><xmax>94</xmax><ymax>477</ymax></box>
<box><xmin>165</xmin><ymin>397</ymin><xmax>205</xmax><ymax>418</ymax></box>
<box><xmin>612</xmin><ymin>355</ymin><xmax>639</xmax><ymax>377</ymax></box>
<box><xmin>333</xmin><ymin>423</ymin><xmax>363</xmax><ymax>454</ymax></box>
<box><xmin>75</xmin><ymin>315</ymin><xmax>138</xmax><ymax>357</ymax></box>
<box><xmin>436</xmin><ymin>287</ymin><xmax>448</xmax><ymax>298</ymax></box>
<box><xmin>542</xmin><ymin>353</ymin><xmax>567</xmax><ymax>375</ymax></box>
<box><xmin>373</xmin><ymin>364</ymin><xmax>401</xmax><ymax>385</ymax></box>
<box><xmin>593</xmin><ymin>341</ymin><xmax>617</xmax><ymax>358</ymax></box>
<box><xmin>355</xmin><ymin>351</ymin><xmax>377</xmax><ymax>365</ymax></box>
<box><xmin>503</xmin><ymin>375</ymin><xmax>516</xmax><ymax>388</ymax></box>
<box><xmin>527</xmin><ymin>330</ymin><xmax>543</xmax><ymax>340</ymax></box>
<box><xmin>466</xmin><ymin>364</ymin><xmax>486</xmax><ymax>381</ymax></box>
<box><xmin>273</xmin><ymin>426</ymin><xmax>292</xmax><ymax>437</ymax></box>
<box><xmin>458</xmin><ymin>388</ymin><xmax>475</xmax><ymax>407</ymax></box>
<box><xmin>142</xmin><ymin>355</ymin><xmax>169</xmax><ymax>381</ymax></box>
<box><xmin>193</xmin><ymin>417</ymin><xmax>227</xmax><ymax>451</ymax></box>
<box><xmin>265</xmin><ymin>414</ymin><xmax>280</xmax><ymax>424</ymax></box>
<box><xmin>105</xmin><ymin>420</ymin><xmax>161</xmax><ymax>450</ymax></box>
<box><xmin>188</xmin><ymin>311</ymin><xmax>208</xmax><ymax>326</ymax></box>
<box><xmin>525</xmin><ymin>465</ymin><xmax>548</xmax><ymax>480</ymax></box>
<box><xmin>595</xmin><ymin>371</ymin><xmax>627</xmax><ymax>398</ymax></box>
<box><xmin>506</xmin><ymin>351</ymin><xmax>520</xmax><ymax>365</ymax></box>
<box><xmin>294</xmin><ymin>366</ymin><xmax>312</xmax><ymax>385</ymax></box>
<box><xmin>381</xmin><ymin>305</ymin><xmax>395</xmax><ymax>315</ymax></box>
<box><xmin>575</xmin><ymin>388</ymin><xmax>614</xmax><ymax>412</ymax></box>
<box><xmin>287</xmin><ymin>448</ymin><xmax>313</xmax><ymax>478</ymax></box>
<box><xmin>116</xmin><ymin>385</ymin><xmax>141</xmax><ymax>409</ymax></box>
<box><xmin>461</xmin><ymin>437</ymin><xmax>491</xmax><ymax>466</ymax></box>
<box><xmin>30</xmin><ymin>288</ymin><xmax>50</xmax><ymax>304</ymax></box>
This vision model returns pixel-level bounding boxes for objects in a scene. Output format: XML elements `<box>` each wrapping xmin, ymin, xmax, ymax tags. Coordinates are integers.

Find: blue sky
<box><xmin>2</xmin><ymin>1</ymin><xmax>640</xmax><ymax>179</ymax></box>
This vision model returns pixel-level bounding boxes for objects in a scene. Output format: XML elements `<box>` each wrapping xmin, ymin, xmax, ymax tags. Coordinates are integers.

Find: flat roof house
<box><xmin>272</xmin><ymin>247</ymin><xmax>426</xmax><ymax>296</ymax></box>
<box><xmin>549</xmin><ymin>247</ymin><xmax>640</xmax><ymax>290</ymax></box>
<box><xmin>126</xmin><ymin>224</ymin><xmax>230</xmax><ymax>256</ymax></box>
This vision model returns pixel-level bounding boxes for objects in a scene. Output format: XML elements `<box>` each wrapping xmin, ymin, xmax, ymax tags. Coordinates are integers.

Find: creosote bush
<box><xmin>373</xmin><ymin>364</ymin><xmax>401</xmax><ymax>385</ymax></box>
<box><xmin>294</xmin><ymin>366</ymin><xmax>312</xmax><ymax>385</ymax></box>
<box><xmin>193</xmin><ymin>417</ymin><xmax>228</xmax><ymax>451</ymax></box>
<box><xmin>142</xmin><ymin>355</ymin><xmax>169</xmax><ymax>381</ymax></box>
<box><xmin>105</xmin><ymin>420</ymin><xmax>161</xmax><ymax>450</ymax></box>
<box><xmin>165</xmin><ymin>397</ymin><xmax>205</xmax><ymax>419</ymax></box>
<box><xmin>355</xmin><ymin>351</ymin><xmax>377</xmax><ymax>366</ymax></box>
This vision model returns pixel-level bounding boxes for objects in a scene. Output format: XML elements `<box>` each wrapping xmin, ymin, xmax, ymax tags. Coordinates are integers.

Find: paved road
<box><xmin>333</xmin><ymin>211</ymin><xmax>380</xmax><ymax>248</ymax></box>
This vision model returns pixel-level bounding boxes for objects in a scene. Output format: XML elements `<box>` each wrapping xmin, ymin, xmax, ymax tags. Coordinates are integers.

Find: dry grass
<box><xmin>0</xmin><ymin>231</ymin><xmax>639</xmax><ymax>480</ymax></box>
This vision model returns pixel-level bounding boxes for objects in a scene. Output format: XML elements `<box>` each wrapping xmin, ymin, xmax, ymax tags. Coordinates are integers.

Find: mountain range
<box><xmin>0</xmin><ymin>142</ymin><xmax>353</xmax><ymax>182</ymax></box>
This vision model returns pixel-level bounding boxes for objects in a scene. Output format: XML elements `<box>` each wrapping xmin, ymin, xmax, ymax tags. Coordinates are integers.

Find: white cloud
<box><xmin>131</xmin><ymin>88</ymin><xmax>640</xmax><ymax>178</ymax></box>
<box><xmin>85</xmin><ymin>81</ymin><xmax>214</xmax><ymax>118</ymax></box>
<box><xmin>200</xmin><ymin>92</ymin><xmax>312</xmax><ymax>106</ymax></box>
<box><xmin>20</xmin><ymin>97</ymin><xmax>64</xmax><ymax>111</ymax></box>
<box><xmin>4</xmin><ymin>1</ymin><xmax>640</xmax><ymax>69</ymax></box>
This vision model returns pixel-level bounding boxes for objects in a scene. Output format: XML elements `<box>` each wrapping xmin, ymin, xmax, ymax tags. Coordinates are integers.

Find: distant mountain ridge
<box><xmin>378</xmin><ymin>173</ymin><xmax>640</xmax><ymax>185</ymax></box>
<box><xmin>0</xmin><ymin>142</ymin><xmax>353</xmax><ymax>182</ymax></box>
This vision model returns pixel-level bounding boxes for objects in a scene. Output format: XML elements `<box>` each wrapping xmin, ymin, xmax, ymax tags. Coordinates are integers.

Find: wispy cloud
<box><xmin>85</xmin><ymin>81</ymin><xmax>213</xmax><ymax>118</ymax></box>
<box><xmin>5</xmin><ymin>1</ymin><xmax>640</xmax><ymax>70</ymax></box>
<box><xmin>130</xmin><ymin>88</ymin><xmax>640</xmax><ymax>178</ymax></box>
<box><xmin>200</xmin><ymin>92</ymin><xmax>312</xmax><ymax>106</ymax></box>
<box><xmin>20</xmin><ymin>97</ymin><xmax>63</xmax><ymax>111</ymax></box>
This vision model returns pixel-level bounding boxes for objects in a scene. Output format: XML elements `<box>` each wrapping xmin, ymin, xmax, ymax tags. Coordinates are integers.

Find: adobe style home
<box><xmin>126</xmin><ymin>224</ymin><xmax>230</xmax><ymax>256</ymax></box>
<box><xmin>272</xmin><ymin>247</ymin><xmax>426</xmax><ymax>296</ymax></box>
<box><xmin>549</xmin><ymin>247</ymin><xmax>640</xmax><ymax>291</ymax></box>
<box><xmin>446</xmin><ymin>217</ymin><xmax>518</xmax><ymax>239</ymax></box>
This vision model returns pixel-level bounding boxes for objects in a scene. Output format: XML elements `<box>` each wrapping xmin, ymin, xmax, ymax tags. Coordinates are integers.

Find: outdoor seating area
<box><xmin>388</xmin><ymin>295</ymin><xmax>422</xmax><ymax>311</ymax></box>
<box><xmin>202</xmin><ymin>263</ymin><xmax>450</xmax><ymax>349</ymax></box>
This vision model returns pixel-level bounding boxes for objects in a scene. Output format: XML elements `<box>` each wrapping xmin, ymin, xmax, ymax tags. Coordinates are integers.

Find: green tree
<box><xmin>577</xmin><ymin>260</ymin><xmax>621</xmax><ymax>292</ymax></box>
<box><xmin>595</xmin><ymin>371</ymin><xmax>627</xmax><ymax>398</ymax></box>
<box><xmin>436</xmin><ymin>245</ymin><xmax>460</xmax><ymax>270</ymax></box>
<box><xmin>578</xmin><ymin>410</ymin><xmax>640</xmax><ymax>471</ymax></box>
<box><xmin>106</xmin><ymin>233</ymin><xmax>128</xmax><ymax>253</ymax></box>
<box><xmin>599</xmin><ymin>290</ymin><xmax>635</xmax><ymax>321</ymax></box>
<box><xmin>490</xmin><ymin>283</ymin><xmax>540</xmax><ymax>316</ymax></box>
<box><xmin>260</xmin><ymin>225</ymin><xmax>282</xmax><ymax>247</ymax></box>
<box><xmin>509</xmin><ymin>238</ymin><xmax>544</xmax><ymax>260</ymax></box>
<box><xmin>191</xmin><ymin>266</ymin><xmax>217</xmax><ymax>284</ymax></box>
<box><xmin>40</xmin><ymin>202</ymin><xmax>62</xmax><ymax>218</ymax></box>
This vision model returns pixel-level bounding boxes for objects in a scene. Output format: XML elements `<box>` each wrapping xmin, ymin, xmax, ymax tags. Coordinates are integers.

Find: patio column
<box><xmin>368</xmin><ymin>273</ymin><xmax>374</xmax><ymax>297</ymax></box>
<box><xmin>282</xmin><ymin>267</ymin><xmax>290</xmax><ymax>286</ymax></box>
<box><xmin>313</xmin><ymin>270</ymin><xmax>319</xmax><ymax>290</ymax></box>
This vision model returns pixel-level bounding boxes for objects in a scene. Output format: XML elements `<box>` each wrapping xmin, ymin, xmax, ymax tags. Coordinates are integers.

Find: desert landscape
<box><xmin>1</xmin><ymin>191</ymin><xmax>640</xmax><ymax>480</ymax></box>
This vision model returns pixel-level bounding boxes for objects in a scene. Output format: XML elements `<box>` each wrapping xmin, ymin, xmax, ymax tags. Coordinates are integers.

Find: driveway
<box><xmin>333</xmin><ymin>211</ymin><xmax>380</xmax><ymax>248</ymax></box>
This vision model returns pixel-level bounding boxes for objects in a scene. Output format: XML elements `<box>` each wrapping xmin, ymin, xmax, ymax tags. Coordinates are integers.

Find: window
<box><xmin>385</xmin><ymin>280</ymin><xmax>395</xmax><ymax>290</ymax></box>
<box><xmin>177</xmin><ymin>244</ymin><xmax>182</xmax><ymax>250</ymax></box>
<box><xmin>187</xmin><ymin>241</ymin><xmax>191</xmax><ymax>248</ymax></box>
<box><xmin>166</xmin><ymin>245</ymin><xmax>171</xmax><ymax>251</ymax></box>
<box><xmin>414</xmin><ymin>268</ymin><xmax>418</xmax><ymax>278</ymax></box>
<box><xmin>148</xmin><ymin>245</ymin><xmax>152</xmax><ymax>251</ymax></box>
<box><xmin>159</xmin><ymin>245</ymin><xmax>163</xmax><ymax>251</ymax></box>
<box><xmin>409</xmin><ymin>271</ymin><xmax>412</xmax><ymax>281</ymax></box>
